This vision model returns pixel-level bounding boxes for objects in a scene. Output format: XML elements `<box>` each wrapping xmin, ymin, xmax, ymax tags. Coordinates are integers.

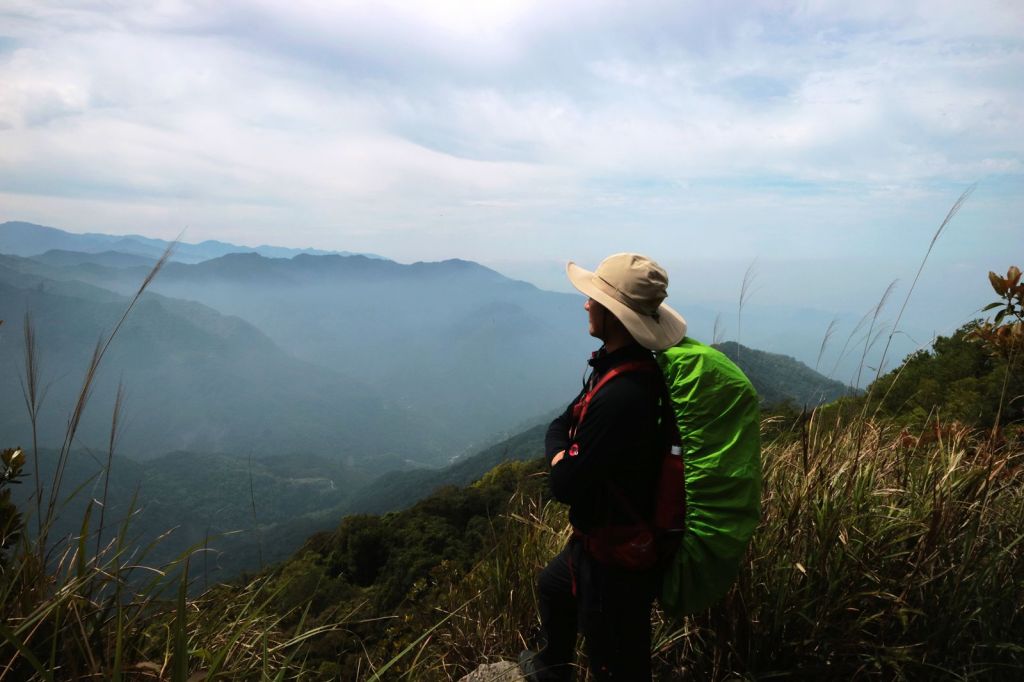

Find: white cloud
<box><xmin>0</xmin><ymin>0</ymin><xmax>1020</xmax><ymax>270</ymax></box>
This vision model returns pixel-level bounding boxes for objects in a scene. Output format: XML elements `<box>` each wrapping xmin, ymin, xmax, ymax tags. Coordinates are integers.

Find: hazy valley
<box><xmin>1</xmin><ymin>221</ymin><xmax>850</xmax><ymax>584</ymax></box>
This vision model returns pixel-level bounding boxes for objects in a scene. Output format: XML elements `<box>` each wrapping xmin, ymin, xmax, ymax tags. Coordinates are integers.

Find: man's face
<box><xmin>585</xmin><ymin>297</ymin><xmax>606</xmax><ymax>339</ymax></box>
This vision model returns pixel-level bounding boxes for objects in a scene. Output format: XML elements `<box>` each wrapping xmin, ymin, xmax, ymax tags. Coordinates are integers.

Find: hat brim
<box><xmin>566</xmin><ymin>261</ymin><xmax>687</xmax><ymax>351</ymax></box>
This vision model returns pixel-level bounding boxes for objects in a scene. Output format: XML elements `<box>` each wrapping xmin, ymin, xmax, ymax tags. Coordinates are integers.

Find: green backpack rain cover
<box><xmin>656</xmin><ymin>337</ymin><xmax>762</xmax><ymax>616</ymax></box>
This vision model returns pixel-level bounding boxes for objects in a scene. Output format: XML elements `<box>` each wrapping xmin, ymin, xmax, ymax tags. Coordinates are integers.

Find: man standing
<box><xmin>520</xmin><ymin>253</ymin><xmax>687</xmax><ymax>681</ymax></box>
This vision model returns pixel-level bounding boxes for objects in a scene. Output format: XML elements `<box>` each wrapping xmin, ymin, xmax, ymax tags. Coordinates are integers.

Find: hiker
<box><xmin>520</xmin><ymin>253</ymin><xmax>687</xmax><ymax>682</ymax></box>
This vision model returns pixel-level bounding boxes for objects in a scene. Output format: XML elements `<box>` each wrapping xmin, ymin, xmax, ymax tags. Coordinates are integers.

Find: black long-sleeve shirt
<box><xmin>545</xmin><ymin>344</ymin><xmax>665</xmax><ymax>533</ymax></box>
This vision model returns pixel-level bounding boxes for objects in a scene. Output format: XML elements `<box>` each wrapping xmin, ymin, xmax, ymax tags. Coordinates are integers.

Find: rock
<box><xmin>457</xmin><ymin>660</ymin><xmax>525</xmax><ymax>682</ymax></box>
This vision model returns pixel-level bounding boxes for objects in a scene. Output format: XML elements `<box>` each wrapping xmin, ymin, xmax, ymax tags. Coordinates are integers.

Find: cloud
<box><xmin>0</xmin><ymin>0</ymin><xmax>1020</xmax><ymax>269</ymax></box>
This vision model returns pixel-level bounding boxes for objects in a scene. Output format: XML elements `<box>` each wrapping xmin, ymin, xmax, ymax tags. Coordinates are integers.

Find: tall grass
<box><xmin>736</xmin><ymin>259</ymin><xmax>759</xmax><ymax>363</ymax></box>
<box><xmin>397</xmin><ymin>413</ymin><xmax>1022</xmax><ymax>680</ymax></box>
<box><xmin>1</xmin><ymin>247</ymin><xmax>342</xmax><ymax>680</ymax></box>
<box><xmin>428</xmin><ymin>476</ymin><xmax>569</xmax><ymax>678</ymax></box>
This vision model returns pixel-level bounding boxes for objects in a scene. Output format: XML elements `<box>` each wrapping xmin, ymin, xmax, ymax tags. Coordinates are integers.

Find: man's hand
<box><xmin>550</xmin><ymin>450</ymin><xmax>565</xmax><ymax>467</ymax></box>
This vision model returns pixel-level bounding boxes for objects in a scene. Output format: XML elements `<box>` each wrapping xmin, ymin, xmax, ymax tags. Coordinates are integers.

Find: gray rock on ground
<box><xmin>457</xmin><ymin>660</ymin><xmax>525</xmax><ymax>682</ymax></box>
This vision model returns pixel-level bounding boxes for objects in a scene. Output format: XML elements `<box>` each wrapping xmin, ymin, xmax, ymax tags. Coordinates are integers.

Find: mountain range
<box><xmin>1</xmin><ymin>220</ymin><xmax>853</xmax><ymax>582</ymax></box>
<box><xmin>1</xmin><ymin>224</ymin><xmax>596</xmax><ymax>457</ymax></box>
<box><xmin>1</xmin><ymin>221</ymin><xmax>850</xmax><ymax>462</ymax></box>
<box><xmin>0</xmin><ymin>254</ymin><xmax>439</xmax><ymax>465</ymax></box>
<box><xmin>0</xmin><ymin>220</ymin><xmax>379</xmax><ymax>264</ymax></box>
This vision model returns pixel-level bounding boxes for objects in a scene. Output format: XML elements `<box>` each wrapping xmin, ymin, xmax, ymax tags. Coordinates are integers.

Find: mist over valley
<box><xmin>1</xmin><ymin>221</ymin><xmax>851</xmax><ymax>582</ymax></box>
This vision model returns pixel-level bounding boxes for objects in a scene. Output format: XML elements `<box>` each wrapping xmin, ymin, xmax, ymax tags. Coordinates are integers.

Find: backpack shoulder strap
<box><xmin>570</xmin><ymin>360</ymin><xmax>655</xmax><ymax>439</ymax></box>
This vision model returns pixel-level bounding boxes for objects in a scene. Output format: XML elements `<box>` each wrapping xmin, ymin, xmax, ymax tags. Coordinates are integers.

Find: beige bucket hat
<box><xmin>567</xmin><ymin>253</ymin><xmax>687</xmax><ymax>351</ymax></box>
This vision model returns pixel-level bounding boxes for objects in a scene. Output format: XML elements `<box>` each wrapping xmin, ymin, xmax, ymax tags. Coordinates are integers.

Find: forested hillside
<box><xmin>0</xmin><ymin>274</ymin><xmax>438</xmax><ymax>462</ymax></box>
<box><xmin>344</xmin><ymin>424</ymin><xmax>548</xmax><ymax>515</ymax></box>
<box><xmin>716</xmin><ymin>340</ymin><xmax>851</xmax><ymax>405</ymax></box>
<box><xmin>8</xmin><ymin>448</ymin><xmax>376</xmax><ymax>585</ymax></box>
<box><xmin>865</xmin><ymin>322</ymin><xmax>1023</xmax><ymax>427</ymax></box>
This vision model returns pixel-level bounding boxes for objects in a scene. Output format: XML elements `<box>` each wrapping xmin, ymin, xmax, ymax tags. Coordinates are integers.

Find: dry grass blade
<box><xmin>40</xmin><ymin>241</ymin><xmax>175</xmax><ymax>548</ymax></box>
<box><xmin>873</xmin><ymin>184</ymin><xmax>975</xmax><ymax>387</ymax></box>
<box><xmin>736</xmin><ymin>259</ymin><xmax>759</xmax><ymax>360</ymax></box>
<box><xmin>815</xmin><ymin>318</ymin><xmax>839</xmax><ymax>374</ymax></box>
<box><xmin>18</xmin><ymin>312</ymin><xmax>47</xmax><ymax>536</ymax></box>
<box><xmin>854</xmin><ymin>279</ymin><xmax>897</xmax><ymax>391</ymax></box>
<box><xmin>829</xmin><ymin>306</ymin><xmax>872</xmax><ymax>382</ymax></box>
<box><xmin>96</xmin><ymin>381</ymin><xmax>126</xmax><ymax>559</ymax></box>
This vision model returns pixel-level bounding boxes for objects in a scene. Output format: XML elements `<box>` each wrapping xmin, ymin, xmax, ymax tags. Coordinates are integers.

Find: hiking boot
<box><xmin>518</xmin><ymin>650</ymin><xmax>542</xmax><ymax>682</ymax></box>
<box><xmin>518</xmin><ymin>649</ymin><xmax>573</xmax><ymax>682</ymax></box>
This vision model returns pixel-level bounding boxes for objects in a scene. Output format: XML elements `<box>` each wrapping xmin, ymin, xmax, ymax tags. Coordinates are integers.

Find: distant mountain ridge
<box><xmin>0</xmin><ymin>220</ymin><xmax>381</xmax><ymax>264</ymax></box>
<box><xmin>715</xmin><ymin>341</ymin><xmax>852</xmax><ymax>405</ymax></box>
<box><xmin>31</xmin><ymin>249</ymin><xmax>159</xmax><ymax>269</ymax></box>
<box><xmin>0</xmin><ymin>256</ymin><xmax>443</xmax><ymax>463</ymax></box>
<box><xmin>5</xmin><ymin>246</ymin><xmax>589</xmax><ymax>455</ymax></box>
<box><xmin>1</xmin><ymin>221</ymin><xmax>852</xmax><ymax>467</ymax></box>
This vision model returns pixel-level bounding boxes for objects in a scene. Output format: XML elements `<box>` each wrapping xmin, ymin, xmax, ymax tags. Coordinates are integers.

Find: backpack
<box><xmin>566</xmin><ymin>339</ymin><xmax>761</xmax><ymax>614</ymax></box>
<box><xmin>656</xmin><ymin>337</ymin><xmax>762</xmax><ymax>616</ymax></box>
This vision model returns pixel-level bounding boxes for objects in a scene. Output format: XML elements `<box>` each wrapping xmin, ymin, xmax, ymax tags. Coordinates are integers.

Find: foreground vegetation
<box><xmin>244</xmin><ymin>412</ymin><xmax>1020</xmax><ymax>680</ymax></box>
<box><xmin>1</xmin><ymin>266</ymin><xmax>1021</xmax><ymax>679</ymax></box>
<box><xmin>4</xmin><ymin>406</ymin><xmax>1020</xmax><ymax>679</ymax></box>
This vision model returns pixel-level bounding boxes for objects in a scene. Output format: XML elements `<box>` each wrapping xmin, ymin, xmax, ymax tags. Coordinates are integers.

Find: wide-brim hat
<box><xmin>567</xmin><ymin>253</ymin><xmax>687</xmax><ymax>351</ymax></box>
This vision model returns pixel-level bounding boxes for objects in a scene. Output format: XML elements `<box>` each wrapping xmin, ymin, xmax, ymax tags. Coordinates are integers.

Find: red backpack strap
<box><xmin>569</xmin><ymin>360</ymin><xmax>657</xmax><ymax>440</ymax></box>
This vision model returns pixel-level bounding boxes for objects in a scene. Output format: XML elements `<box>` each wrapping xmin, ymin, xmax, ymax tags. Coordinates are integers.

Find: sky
<box><xmin>1</xmin><ymin>1</ymin><xmax>1022</xmax><ymax>378</ymax></box>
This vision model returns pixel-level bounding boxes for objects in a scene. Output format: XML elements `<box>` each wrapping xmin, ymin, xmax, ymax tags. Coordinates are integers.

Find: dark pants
<box><xmin>534</xmin><ymin>538</ymin><xmax>659</xmax><ymax>681</ymax></box>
